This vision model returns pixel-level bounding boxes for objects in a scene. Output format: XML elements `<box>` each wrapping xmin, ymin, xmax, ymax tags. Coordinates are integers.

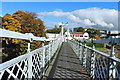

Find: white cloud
<box><xmin>44</xmin><ymin>22</ymin><xmax>61</xmax><ymax>29</ymax></box>
<box><xmin>44</xmin><ymin>22</ymin><xmax>78</xmax><ymax>30</ymax></box>
<box><xmin>38</xmin><ymin>7</ymin><xmax>118</xmax><ymax>31</ymax></box>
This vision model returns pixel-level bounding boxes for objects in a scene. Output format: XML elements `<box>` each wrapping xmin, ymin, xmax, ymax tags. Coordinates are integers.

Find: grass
<box><xmin>95</xmin><ymin>47</ymin><xmax>105</xmax><ymax>50</ymax></box>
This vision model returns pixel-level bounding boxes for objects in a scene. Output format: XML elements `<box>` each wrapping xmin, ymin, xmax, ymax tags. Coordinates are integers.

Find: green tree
<box><xmin>59</xmin><ymin>25</ymin><xmax>62</xmax><ymax>28</ymax></box>
<box><xmin>86</xmin><ymin>28</ymin><xmax>101</xmax><ymax>38</ymax></box>
<box><xmin>46</xmin><ymin>28</ymin><xmax>61</xmax><ymax>34</ymax></box>
<box><xmin>76</xmin><ymin>27</ymin><xmax>85</xmax><ymax>32</ymax></box>
<box><xmin>54</xmin><ymin>25</ymin><xmax>57</xmax><ymax>28</ymax></box>
<box><xmin>46</xmin><ymin>27</ymin><xmax>66</xmax><ymax>34</ymax></box>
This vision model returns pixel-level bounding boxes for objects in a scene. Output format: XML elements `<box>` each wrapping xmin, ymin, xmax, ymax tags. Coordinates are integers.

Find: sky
<box><xmin>1</xmin><ymin>2</ymin><xmax>119</xmax><ymax>33</ymax></box>
<box><xmin>2</xmin><ymin>0</ymin><xmax>120</xmax><ymax>2</ymax></box>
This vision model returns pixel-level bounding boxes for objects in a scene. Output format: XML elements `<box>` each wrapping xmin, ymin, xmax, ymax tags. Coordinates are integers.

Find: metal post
<box><xmin>77</xmin><ymin>42</ymin><xmax>79</xmax><ymax>56</ymax></box>
<box><xmin>53</xmin><ymin>40</ymin><xmax>55</xmax><ymax>56</ymax></box>
<box><xmin>42</xmin><ymin>42</ymin><xmax>45</xmax><ymax>75</ymax></box>
<box><xmin>51</xmin><ymin>41</ymin><xmax>53</xmax><ymax>57</ymax></box>
<box><xmin>110</xmin><ymin>44</ymin><xmax>115</xmax><ymax>57</ymax></box>
<box><xmin>61</xmin><ymin>26</ymin><xmax>64</xmax><ymax>42</ymax></box>
<box><xmin>52</xmin><ymin>40</ymin><xmax>54</xmax><ymax>57</ymax></box>
<box><xmin>78</xmin><ymin>41</ymin><xmax>80</xmax><ymax>58</ymax></box>
<box><xmin>50</xmin><ymin>41</ymin><xmax>52</xmax><ymax>60</ymax></box>
<box><xmin>91</xmin><ymin>43</ymin><xmax>95</xmax><ymax>79</ymax></box>
<box><xmin>28</xmin><ymin>42</ymin><xmax>32</xmax><ymax>78</ymax></box>
<box><xmin>83</xmin><ymin>44</ymin><xmax>87</xmax><ymax>67</ymax></box>
<box><xmin>27</xmin><ymin>43</ymin><xmax>31</xmax><ymax>53</ymax></box>
<box><xmin>67</xmin><ymin>28</ymin><xmax>69</xmax><ymax>42</ymax></box>
<box><xmin>109</xmin><ymin>44</ymin><xmax>116</xmax><ymax>79</ymax></box>
<box><xmin>48</xmin><ymin>43</ymin><xmax>51</xmax><ymax>62</ymax></box>
<box><xmin>79</xmin><ymin>43</ymin><xmax>83</xmax><ymax>60</ymax></box>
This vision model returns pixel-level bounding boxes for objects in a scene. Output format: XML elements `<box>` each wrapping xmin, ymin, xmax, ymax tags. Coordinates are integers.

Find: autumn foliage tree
<box><xmin>2</xmin><ymin>10</ymin><xmax>46</xmax><ymax>61</ymax></box>
<box><xmin>2</xmin><ymin>13</ymin><xmax>21</xmax><ymax>32</ymax></box>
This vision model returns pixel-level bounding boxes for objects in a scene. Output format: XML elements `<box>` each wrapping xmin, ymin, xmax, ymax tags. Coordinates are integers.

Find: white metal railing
<box><xmin>80</xmin><ymin>38</ymin><xmax>120</xmax><ymax>44</ymax></box>
<box><xmin>0</xmin><ymin>28</ymin><xmax>55</xmax><ymax>42</ymax></box>
<box><xmin>0</xmin><ymin>28</ymin><xmax>63</xmax><ymax>79</ymax></box>
<box><xmin>68</xmin><ymin>38</ymin><xmax>120</xmax><ymax>80</ymax></box>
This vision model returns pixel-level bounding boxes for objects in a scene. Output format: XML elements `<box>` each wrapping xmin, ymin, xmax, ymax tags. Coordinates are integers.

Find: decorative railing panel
<box><xmin>68</xmin><ymin>39</ymin><xmax>120</xmax><ymax>80</ymax></box>
<box><xmin>0</xmin><ymin>54</ymin><xmax>29</xmax><ymax>80</ymax></box>
<box><xmin>0</xmin><ymin>28</ymin><xmax>62</xmax><ymax>79</ymax></box>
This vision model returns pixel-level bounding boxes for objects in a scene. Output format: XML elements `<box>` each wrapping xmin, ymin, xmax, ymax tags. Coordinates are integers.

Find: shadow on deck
<box><xmin>42</xmin><ymin>42</ymin><xmax>91</xmax><ymax>80</ymax></box>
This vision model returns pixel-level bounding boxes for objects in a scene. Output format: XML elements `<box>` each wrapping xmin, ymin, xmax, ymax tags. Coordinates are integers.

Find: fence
<box><xmin>0</xmin><ymin>28</ymin><xmax>62</xmax><ymax>79</ymax></box>
<box><xmin>68</xmin><ymin>38</ymin><xmax>120</xmax><ymax>80</ymax></box>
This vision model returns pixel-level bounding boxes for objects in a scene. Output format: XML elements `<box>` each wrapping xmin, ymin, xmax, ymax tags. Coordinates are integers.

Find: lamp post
<box><xmin>67</xmin><ymin>26</ymin><xmax>70</xmax><ymax>42</ymax></box>
<box><xmin>59</xmin><ymin>22</ymin><xmax>68</xmax><ymax>42</ymax></box>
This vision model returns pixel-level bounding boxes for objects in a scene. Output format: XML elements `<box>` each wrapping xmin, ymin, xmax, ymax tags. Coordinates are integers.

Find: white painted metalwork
<box><xmin>68</xmin><ymin>39</ymin><xmax>120</xmax><ymax>80</ymax></box>
<box><xmin>0</xmin><ymin>28</ymin><xmax>55</xmax><ymax>41</ymax></box>
<box><xmin>0</xmin><ymin>28</ymin><xmax>63</xmax><ymax>79</ymax></box>
<box><xmin>80</xmin><ymin>38</ymin><xmax>120</xmax><ymax>43</ymax></box>
<box><xmin>1</xmin><ymin>27</ymin><xmax>120</xmax><ymax>79</ymax></box>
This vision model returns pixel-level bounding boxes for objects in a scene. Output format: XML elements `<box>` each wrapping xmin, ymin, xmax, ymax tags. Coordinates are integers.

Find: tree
<box><xmin>2</xmin><ymin>10</ymin><xmax>47</xmax><ymax>61</ymax></box>
<box><xmin>46</xmin><ymin>27</ymin><xmax>66</xmax><ymax>34</ymax></box>
<box><xmin>12</xmin><ymin>11</ymin><xmax>46</xmax><ymax>37</ymax></box>
<box><xmin>46</xmin><ymin>28</ymin><xmax>61</xmax><ymax>34</ymax></box>
<box><xmin>59</xmin><ymin>25</ymin><xmax>62</xmax><ymax>28</ymax></box>
<box><xmin>76</xmin><ymin>27</ymin><xmax>85</xmax><ymax>32</ymax></box>
<box><xmin>2</xmin><ymin>14</ymin><xmax>21</xmax><ymax>32</ymax></box>
<box><xmin>54</xmin><ymin>25</ymin><xmax>57</xmax><ymax>28</ymax></box>
<box><xmin>86</xmin><ymin>28</ymin><xmax>101</xmax><ymax>38</ymax></box>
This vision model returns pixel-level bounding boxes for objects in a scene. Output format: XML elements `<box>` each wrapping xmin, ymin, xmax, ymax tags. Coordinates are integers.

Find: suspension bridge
<box><xmin>0</xmin><ymin>27</ymin><xmax>120</xmax><ymax>80</ymax></box>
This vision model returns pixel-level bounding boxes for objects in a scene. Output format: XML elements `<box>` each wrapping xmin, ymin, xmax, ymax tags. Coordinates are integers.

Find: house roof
<box><xmin>70</xmin><ymin>32</ymin><xmax>84</xmax><ymax>34</ymax></box>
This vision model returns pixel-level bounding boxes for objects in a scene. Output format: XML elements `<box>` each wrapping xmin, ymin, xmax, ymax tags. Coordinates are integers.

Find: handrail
<box><xmin>72</xmin><ymin>37</ymin><xmax>120</xmax><ymax>44</ymax></box>
<box><xmin>0</xmin><ymin>53</ymin><xmax>29</xmax><ymax>70</ymax></box>
<box><xmin>0</xmin><ymin>28</ymin><xmax>55</xmax><ymax>41</ymax></box>
<box><xmin>68</xmin><ymin>29</ymin><xmax>120</xmax><ymax>43</ymax></box>
<box><xmin>0</xmin><ymin>28</ymin><xmax>63</xmax><ymax>79</ymax></box>
<box><xmin>82</xmin><ymin>38</ymin><xmax>120</xmax><ymax>43</ymax></box>
<box><xmin>68</xmin><ymin>39</ymin><xmax>120</xmax><ymax>79</ymax></box>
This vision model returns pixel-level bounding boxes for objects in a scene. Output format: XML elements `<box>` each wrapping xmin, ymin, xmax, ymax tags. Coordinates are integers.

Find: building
<box><xmin>99</xmin><ymin>30</ymin><xmax>107</xmax><ymax>39</ymax></box>
<box><xmin>65</xmin><ymin>31</ymin><xmax>89</xmax><ymax>40</ymax></box>
<box><xmin>46</xmin><ymin>33</ymin><xmax>59</xmax><ymax>38</ymax></box>
<box><xmin>71</xmin><ymin>32</ymin><xmax>89</xmax><ymax>40</ymax></box>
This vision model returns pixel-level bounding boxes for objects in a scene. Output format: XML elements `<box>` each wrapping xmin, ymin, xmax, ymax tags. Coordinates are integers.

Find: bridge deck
<box><xmin>45</xmin><ymin>42</ymin><xmax>91</xmax><ymax>80</ymax></box>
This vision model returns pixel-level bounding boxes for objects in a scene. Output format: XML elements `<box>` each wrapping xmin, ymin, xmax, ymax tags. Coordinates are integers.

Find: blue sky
<box><xmin>2</xmin><ymin>2</ymin><xmax>118</xmax><ymax>22</ymax></box>
<box><xmin>2</xmin><ymin>2</ymin><xmax>119</xmax><ymax>32</ymax></box>
<box><xmin>2</xmin><ymin>0</ymin><xmax>120</xmax><ymax>2</ymax></box>
<box><xmin>2</xmin><ymin>2</ymin><xmax>118</xmax><ymax>15</ymax></box>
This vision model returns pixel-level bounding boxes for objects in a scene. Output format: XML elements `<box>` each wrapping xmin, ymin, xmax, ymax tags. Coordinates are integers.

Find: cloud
<box><xmin>44</xmin><ymin>22</ymin><xmax>61</xmax><ymax>29</ymax></box>
<box><xmin>38</xmin><ymin>7</ymin><xmax>118</xmax><ymax>31</ymax></box>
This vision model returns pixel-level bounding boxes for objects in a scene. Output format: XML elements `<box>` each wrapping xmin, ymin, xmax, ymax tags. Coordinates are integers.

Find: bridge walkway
<box><xmin>43</xmin><ymin>42</ymin><xmax>91</xmax><ymax>80</ymax></box>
